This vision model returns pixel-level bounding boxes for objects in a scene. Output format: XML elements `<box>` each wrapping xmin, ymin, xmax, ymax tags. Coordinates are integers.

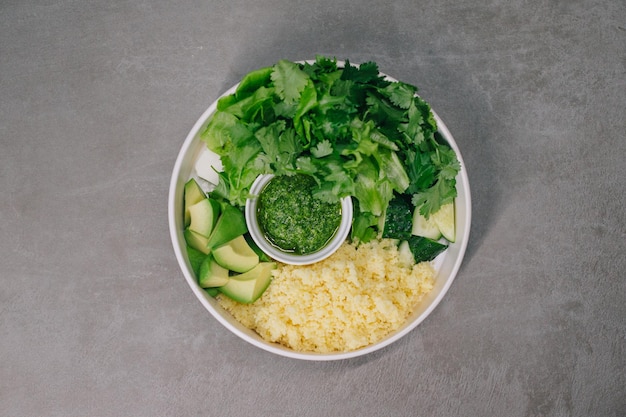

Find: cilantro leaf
<box><xmin>412</xmin><ymin>177</ymin><xmax>457</xmax><ymax>218</ymax></box>
<box><xmin>398</xmin><ymin>100</ymin><xmax>424</xmax><ymax>145</ymax></box>
<box><xmin>314</xmin><ymin>55</ymin><xmax>339</xmax><ymax>72</ymax></box>
<box><xmin>405</xmin><ymin>150</ymin><xmax>436</xmax><ymax>193</ymax></box>
<box><xmin>278</xmin><ymin>127</ymin><xmax>302</xmax><ymax>157</ymax></box>
<box><xmin>271</xmin><ymin>60</ymin><xmax>310</xmax><ymax>104</ymax></box>
<box><xmin>380</xmin><ymin>82</ymin><xmax>417</xmax><ymax>109</ymax></box>
<box><xmin>293</xmin><ymin>81</ymin><xmax>318</xmax><ymax>137</ymax></box>
<box><xmin>312</xmin><ymin>159</ymin><xmax>354</xmax><ymax>202</ymax></box>
<box><xmin>341</xmin><ymin>61</ymin><xmax>382</xmax><ymax>84</ymax></box>
<box><xmin>254</xmin><ymin>120</ymin><xmax>285</xmax><ymax>163</ymax></box>
<box><xmin>364</xmin><ymin>92</ymin><xmax>407</xmax><ymax>126</ymax></box>
<box><xmin>275</xmin><ymin>128</ymin><xmax>302</xmax><ymax>175</ymax></box>
<box><xmin>315</xmin><ymin>107</ymin><xmax>351</xmax><ymax>140</ymax></box>
<box><xmin>311</xmin><ymin>139</ymin><xmax>333</xmax><ymax>158</ymax></box>
<box><xmin>433</xmin><ymin>144</ymin><xmax>460</xmax><ymax>180</ymax></box>
<box><xmin>295</xmin><ymin>156</ymin><xmax>318</xmax><ymax>174</ymax></box>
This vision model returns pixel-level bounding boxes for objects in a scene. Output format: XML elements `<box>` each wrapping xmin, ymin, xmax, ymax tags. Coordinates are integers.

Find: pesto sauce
<box><xmin>257</xmin><ymin>175</ymin><xmax>342</xmax><ymax>255</ymax></box>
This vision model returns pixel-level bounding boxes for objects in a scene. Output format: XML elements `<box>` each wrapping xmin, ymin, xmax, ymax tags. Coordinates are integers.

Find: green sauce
<box><xmin>257</xmin><ymin>174</ymin><xmax>342</xmax><ymax>255</ymax></box>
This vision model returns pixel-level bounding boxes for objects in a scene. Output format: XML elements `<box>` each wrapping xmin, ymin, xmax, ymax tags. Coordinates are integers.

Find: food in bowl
<box><xmin>171</xmin><ymin>56</ymin><xmax>470</xmax><ymax>356</ymax></box>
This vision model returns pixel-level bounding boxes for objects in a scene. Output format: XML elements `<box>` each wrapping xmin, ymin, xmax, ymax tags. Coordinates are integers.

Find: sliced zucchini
<box><xmin>411</xmin><ymin>207</ymin><xmax>442</xmax><ymax>240</ymax></box>
<box><xmin>406</xmin><ymin>235</ymin><xmax>448</xmax><ymax>263</ymax></box>
<box><xmin>432</xmin><ymin>202</ymin><xmax>456</xmax><ymax>243</ymax></box>
<box><xmin>397</xmin><ymin>240</ymin><xmax>415</xmax><ymax>268</ymax></box>
<box><xmin>382</xmin><ymin>195</ymin><xmax>413</xmax><ymax>240</ymax></box>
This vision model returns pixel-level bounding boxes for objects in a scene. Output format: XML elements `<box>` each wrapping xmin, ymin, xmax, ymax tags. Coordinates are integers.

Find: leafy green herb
<box><xmin>200</xmin><ymin>56</ymin><xmax>460</xmax><ymax>242</ymax></box>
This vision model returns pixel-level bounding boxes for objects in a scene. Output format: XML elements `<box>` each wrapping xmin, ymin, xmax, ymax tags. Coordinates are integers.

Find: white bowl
<box><xmin>168</xmin><ymin>64</ymin><xmax>471</xmax><ymax>361</ymax></box>
<box><xmin>245</xmin><ymin>174</ymin><xmax>353</xmax><ymax>266</ymax></box>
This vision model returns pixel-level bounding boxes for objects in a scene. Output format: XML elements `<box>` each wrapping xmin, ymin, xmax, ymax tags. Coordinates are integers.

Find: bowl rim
<box><xmin>168</xmin><ymin>62</ymin><xmax>472</xmax><ymax>361</ymax></box>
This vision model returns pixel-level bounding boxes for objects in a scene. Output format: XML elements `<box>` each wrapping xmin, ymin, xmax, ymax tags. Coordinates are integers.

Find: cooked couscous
<box><xmin>217</xmin><ymin>238</ymin><xmax>435</xmax><ymax>353</ymax></box>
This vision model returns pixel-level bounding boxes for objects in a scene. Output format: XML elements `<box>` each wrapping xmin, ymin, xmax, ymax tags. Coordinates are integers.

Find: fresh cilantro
<box><xmin>364</xmin><ymin>92</ymin><xmax>407</xmax><ymax>127</ymax></box>
<box><xmin>311</xmin><ymin>139</ymin><xmax>333</xmax><ymax>158</ymax></box>
<box><xmin>380</xmin><ymin>82</ymin><xmax>417</xmax><ymax>110</ymax></box>
<box><xmin>200</xmin><ymin>56</ymin><xmax>460</xmax><ymax>240</ymax></box>
<box><xmin>341</xmin><ymin>61</ymin><xmax>383</xmax><ymax>84</ymax></box>
<box><xmin>314</xmin><ymin>160</ymin><xmax>355</xmax><ymax>202</ymax></box>
<box><xmin>431</xmin><ymin>141</ymin><xmax>461</xmax><ymax>180</ymax></box>
<box><xmin>405</xmin><ymin>150</ymin><xmax>436</xmax><ymax>193</ymax></box>
<box><xmin>254</xmin><ymin>120</ymin><xmax>285</xmax><ymax>163</ymax></box>
<box><xmin>295</xmin><ymin>156</ymin><xmax>318</xmax><ymax>174</ymax></box>
<box><xmin>412</xmin><ymin>177</ymin><xmax>457</xmax><ymax>218</ymax></box>
<box><xmin>277</xmin><ymin>127</ymin><xmax>302</xmax><ymax>160</ymax></box>
<box><xmin>271</xmin><ymin>60</ymin><xmax>310</xmax><ymax>104</ymax></box>
<box><xmin>398</xmin><ymin>101</ymin><xmax>424</xmax><ymax>145</ymax></box>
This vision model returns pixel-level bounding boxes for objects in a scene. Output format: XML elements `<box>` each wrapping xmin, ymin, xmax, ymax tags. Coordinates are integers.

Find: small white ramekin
<box><xmin>245</xmin><ymin>174</ymin><xmax>353</xmax><ymax>266</ymax></box>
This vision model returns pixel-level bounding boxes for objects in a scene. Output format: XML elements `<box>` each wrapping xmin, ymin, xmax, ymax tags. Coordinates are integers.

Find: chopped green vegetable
<box><xmin>205</xmin><ymin>287</ymin><xmax>220</xmax><ymax>297</ymax></box>
<box><xmin>405</xmin><ymin>235</ymin><xmax>448</xmax><ymax>263</ymax></box>
<box><xmin>244</xmin><ymin>233</ymin><xmax>272</xmax><ymax>262</ymax></box>
<box><xmin>382</xmin><ymin>195</ymin><xmax>413</xmax><ymax>241</ymax></box>
<box><xmin>186</xmin><ymin>245</ymin><xmax>207</xmax><ymax>276</ymax></box>
<box><xmin>200</xmin><ymin>55</ymin><xmax>459</xmax><ymax>244</ymax></box>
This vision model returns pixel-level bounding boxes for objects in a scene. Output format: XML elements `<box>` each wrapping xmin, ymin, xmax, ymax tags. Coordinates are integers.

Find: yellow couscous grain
<box><xmin>217</xmin><ymin>238</ymin><xmax>435</xmax><ymax>353</ymax></box>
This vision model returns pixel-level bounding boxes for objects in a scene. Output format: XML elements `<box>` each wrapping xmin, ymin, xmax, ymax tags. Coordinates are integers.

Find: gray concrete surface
<box><xmin>1</xmin><ymin>0</ymin><xmax>624</xmax><ymax>416</ymax></box>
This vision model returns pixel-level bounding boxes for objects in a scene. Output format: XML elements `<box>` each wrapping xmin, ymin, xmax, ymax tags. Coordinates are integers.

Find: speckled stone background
<box><xmin>1</xmin><ymin>0</ymin><xmax>624</xmax><ymax>416</ymax></box>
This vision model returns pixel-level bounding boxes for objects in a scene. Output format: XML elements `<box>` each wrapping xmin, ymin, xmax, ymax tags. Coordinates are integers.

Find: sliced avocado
<box><xmin>198</xmin><ymin>254</ymin><xmax>230</xmax><ymax>288</ymax></box>
<box><xmin>186</xmin><ymin>245</ymin><xmax>208</xmax><ymax>276</ymax></box>
<box><xmin>212</xmin><ymin>235</ymin><xmax>259</xmax><ymax>273</ymax></box>
<box><xmin>184</xmin><ymin>178</ymin><xmax>206</xmax><ymax>227</ymax></box>
<box><xmin>206</xmin><ymin>204</ymin><xmax>248</xmax><ymax>251</ymax></box>
<box><xmin>184</xmin><ymin>228</ymin><xmax>210</xmax><ymax>255</ymax></box>
<box><xmin>219</xmin><ymin>262</ymin><xmax>276</xmax><ymax>304</ymax></box>
<box><xmin>188</xmin><ymin>198</ymin><xmax>221</xmax><ymax>237</ymax></box>
<box><xmin>244</xmin><ymin>233</ymin><xmax>271</xmax><ymax>262</ymax></box>
<box><xmin>205</xmin><ymin>287</ymin><xmax>219</xmax><ymax>297</ymax></box>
